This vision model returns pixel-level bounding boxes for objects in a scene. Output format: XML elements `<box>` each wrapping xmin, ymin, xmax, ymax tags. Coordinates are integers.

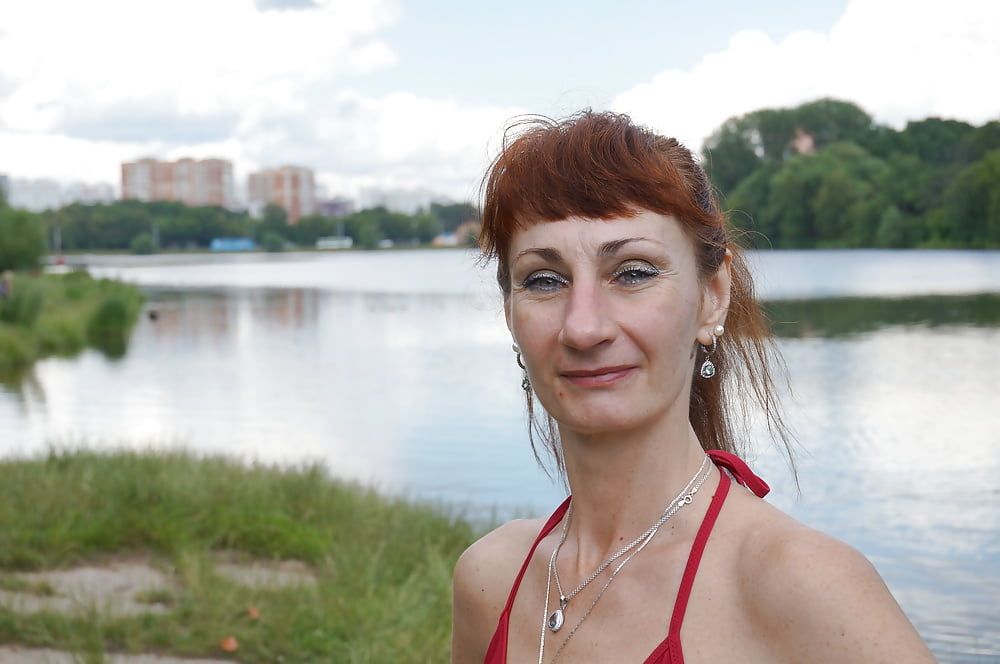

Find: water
<box><xmin>2</xmin><ymin>248</ymin><xmax>999</xmax><ymax>662</ymax></box>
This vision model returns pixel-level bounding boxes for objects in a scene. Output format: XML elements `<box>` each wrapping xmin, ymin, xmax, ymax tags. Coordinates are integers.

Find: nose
<box><xmin>558</xmin><ymin>278</ymin><xmax>616</xmax><ymax>351</ymax></box>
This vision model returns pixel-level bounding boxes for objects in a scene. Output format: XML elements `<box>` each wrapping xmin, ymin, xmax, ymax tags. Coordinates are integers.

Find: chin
<box><xmin>548</xmin><ymin>400</ymin><xmax>657</xmax><ymax>437</ymax></box>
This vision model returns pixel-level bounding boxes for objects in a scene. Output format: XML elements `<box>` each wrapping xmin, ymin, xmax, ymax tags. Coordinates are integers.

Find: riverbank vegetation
<box><xmin>0</xmin><ymin>272</ymin><xmax>144</xmax><ymax>377</ymax></box>
<box><xmin>705</xmin><ymin>98</ymin><xmax>1000</xmax><ymax>248</ymax></box>
<box><xmin>38</xmin><ymin>200</ymin><xmax>479</xmax><ymax>253</ymax></box>
<box><xmin>0</xmin><ymin>449</ymin><xmax>477</xmax><ymax>662</ymax></box>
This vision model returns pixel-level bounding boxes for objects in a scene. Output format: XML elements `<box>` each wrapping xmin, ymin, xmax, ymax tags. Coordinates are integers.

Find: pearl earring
<box><xmin>699</xmin><ymin>324</ymin><xmax>725</xmax><ymax>379</ymax></box>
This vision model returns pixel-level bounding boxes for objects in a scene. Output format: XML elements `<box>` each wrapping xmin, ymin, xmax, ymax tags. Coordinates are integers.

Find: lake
<box><xmin>2</xmin><ymin>248</ymin><xmax>999</xmax><ymax>662</ymax></box>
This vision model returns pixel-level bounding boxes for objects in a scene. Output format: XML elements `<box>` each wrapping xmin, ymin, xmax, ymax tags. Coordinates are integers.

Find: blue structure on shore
<box><xmin>210</xmin><ymin>237</ymin><xmax>256</xmax><ymax>252</ymax></box>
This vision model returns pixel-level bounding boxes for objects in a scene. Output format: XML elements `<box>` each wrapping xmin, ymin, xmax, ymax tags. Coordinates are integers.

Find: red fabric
<box><xmin>481</xmin><ymin>450</ymin><xmax>767</xmax><ymax>664</ymax></box>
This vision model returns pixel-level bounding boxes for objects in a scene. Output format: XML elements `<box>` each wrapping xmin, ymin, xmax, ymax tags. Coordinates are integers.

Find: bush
<box><xmin>130</xmin><ymin>232</ymin><xmax>157</xmax><ymax>255</ymax></box>
<box><xmin>86</xmin><ymin>291</ymin><xmax>142</xmax><ymax>358</ymax></box>
<box><xmin>0</xmin><ymin>208</ymin><xmax>47</xmax><ymax>271</ymax></box>
<box><xmin>0</xmin><ymin>278</ymin><xmax>45</xmax><ymax>326</ymax></box>
<box><xmin>262</xmin><ymin>231</ymin><xmax>286</xmax><ymax>252</ymax></box>
<box><xmin>0</xmin><ymin>327</ymin><xmax>33</xmax><ymax>373</ymax></box>
<box><xmin>35</xmin><ymin>314</ymin><xmax>87</xmax><ymax>355</ymax></box>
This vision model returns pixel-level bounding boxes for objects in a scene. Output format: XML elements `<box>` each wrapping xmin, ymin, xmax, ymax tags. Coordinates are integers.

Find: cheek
<box><xmin>510</xmin><ymin>300</ymin><xmax>560</xmax><ymax>348</ymax></box>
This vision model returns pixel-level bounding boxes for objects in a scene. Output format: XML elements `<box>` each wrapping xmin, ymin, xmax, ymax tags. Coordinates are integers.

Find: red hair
<box><xmin>479</xmin><ymin>110</ymin><xmax>795</xmax><ymax>476</ymax></box>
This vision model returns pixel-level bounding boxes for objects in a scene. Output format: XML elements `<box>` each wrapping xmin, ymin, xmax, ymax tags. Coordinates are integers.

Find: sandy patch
<box><xmin>0</xmin><ymin>647</ymin><xmax>234</xmax><ymax>663</ymax></box>
<box><xmin>0</xmin><ymin>554</ymin><xmax>316</xmax><ymax>619</ymax></box>
<box><xmin>213</xmin><ymin>557</ymin><xmax>316</xmax><ymax>589</ymax></box>
<box><xmin>0</xmin><ymin>561</ymin><xmax>172</xmax><ymax>617</ymax></box>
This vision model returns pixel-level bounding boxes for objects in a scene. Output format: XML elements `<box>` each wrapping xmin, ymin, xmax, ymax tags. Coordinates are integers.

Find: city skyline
<box><xmin>0</xmin><ymin>0</ymin><xmax>997</xmax><ymax>203</ymax></box>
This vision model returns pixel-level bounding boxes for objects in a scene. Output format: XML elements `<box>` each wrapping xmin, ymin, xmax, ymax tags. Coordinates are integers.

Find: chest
<box><xmin>501</xmin><ymin>538</ymin><xmax>771</xmax><ymax>664</ymax></box>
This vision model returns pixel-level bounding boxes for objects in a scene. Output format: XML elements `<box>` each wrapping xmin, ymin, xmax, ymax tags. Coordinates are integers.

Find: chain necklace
<box><xmin>547</xmin><ymin>455</ymin><xmax>709</xmax><ymax>633</ymax></box>
<box><xmin>537</xmin><ymin>457</ymin><xmax>713</xmax><ymax>664</ymax></box>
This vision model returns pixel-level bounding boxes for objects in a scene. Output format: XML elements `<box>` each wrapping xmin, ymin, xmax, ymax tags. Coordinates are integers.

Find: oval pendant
<box><xmin>547</xmin><ymin>608</ymin><xmax>565</xmax><ymax>632</ymax></box>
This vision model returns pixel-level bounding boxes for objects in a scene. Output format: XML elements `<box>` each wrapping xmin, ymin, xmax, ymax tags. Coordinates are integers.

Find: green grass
<box><xmin>0</xmin><ymin>449</ymin><xmax>480</xmax><ymax>662</ymax></box>
<box><xmin>0</xmin><ymin>272</ymin><xmax>144</xmax><ymax>376</ymax></box>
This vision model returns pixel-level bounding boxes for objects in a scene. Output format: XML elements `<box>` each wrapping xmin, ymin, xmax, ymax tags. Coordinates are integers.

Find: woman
<box><xmin>451</xmin><ymin>111</ymin><xmax>935</xmax><ymax>663</ymax></box>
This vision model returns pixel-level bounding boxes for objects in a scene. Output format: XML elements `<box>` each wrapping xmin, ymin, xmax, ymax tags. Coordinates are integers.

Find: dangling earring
<box><xmin>512</xmin><ymin>344</ymin><xmax>531</xmax><ymax>393</ymax></box>
<box><xmin>699</xmin><ymin>324</ymin><xmax>725</xmax><ymax>379</ymax></box>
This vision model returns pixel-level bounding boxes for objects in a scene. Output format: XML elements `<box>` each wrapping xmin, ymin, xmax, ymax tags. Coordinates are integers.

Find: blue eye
<box><xmin>613</xmin><ymin>263</ymin><xmax>659</xmax><ymax>285</ymax></box>
<box><xmin>523</xmin><ymin>271</ymin><xmax>567</xmax><ymax>292</ymax></box>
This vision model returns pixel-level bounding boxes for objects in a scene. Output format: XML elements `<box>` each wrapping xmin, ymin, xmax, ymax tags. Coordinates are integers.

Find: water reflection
<box><xmin>765</xmin><ymin>293</ymin><xmax>1000</xmax><ymax>337</ymax></box>
<box><xmin>2</xmin><ymin>255</ymin><xmax>999</xmax><ymax>661</ymax></box>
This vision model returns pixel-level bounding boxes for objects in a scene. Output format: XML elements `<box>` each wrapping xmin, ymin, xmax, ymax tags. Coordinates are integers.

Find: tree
<box><xmin>130</xmin><ymin>232</ymin><xmax>157</xmax><ymax>255</ymax></box>
<box><xmin>413</xmin><ymin>213</ymin><xmax>443</xmax><ymax>244</ymax></box>
<box><xmin>939</xmin><ymin>149</ymin><xmax>1000</xmax><ymax>247</ymax></box>
<box><xmin>262</xmin><ymin>232</ymin><xmax>286</xmax><ymax>252</ymax></box>
<box><xmin>0</xmin><ymin>208</ymin><xmax>47</xmax><ymax>271</ymax></box>
<box><xmin>430</xmin><ymin>202</ymin><xmax>477</xmax><ymax>233</ymax></box>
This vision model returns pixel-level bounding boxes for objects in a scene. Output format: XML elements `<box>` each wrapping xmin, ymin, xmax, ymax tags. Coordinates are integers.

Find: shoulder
<box><xmin>451</xmin><ymin>517</ymin><xmax>545</xmax><ymax>664</ymax></box>
<box><xmin>735</xmin><ymin>514</ymin><xmax>935</xmax><ymax>663</ymax></box>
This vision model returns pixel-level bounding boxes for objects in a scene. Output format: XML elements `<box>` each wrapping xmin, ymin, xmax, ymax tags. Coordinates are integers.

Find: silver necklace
<box><xmin>548</xmin><ymin>455</ymin><xmax>709</xmax><ymax>633</ymax></box>
<box><xmin>537</xmin><ymin>457</ymin><xmax>713</xmax><ymax>664</ymax></box>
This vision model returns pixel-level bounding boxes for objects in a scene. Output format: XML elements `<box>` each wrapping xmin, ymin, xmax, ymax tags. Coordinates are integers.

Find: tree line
<box><xmin>3</xmin><ymin>97</ymin><xmax>999</xmax><ymax>269</ymax></box>
<box><xmin>30</xmin><ymin>200</ymin><xmax>479</xmax><ymax>255</ymax></box>
<box><xmin>703</xmin><ymin>98</ymin><xmax>1000</xmax><ymax>248</ymax></box>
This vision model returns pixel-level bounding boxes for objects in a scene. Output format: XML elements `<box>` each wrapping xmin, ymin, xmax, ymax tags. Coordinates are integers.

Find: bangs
<box><xmin>479</xmin><ymin>110</ymin><xmax>720</xmax><ymax>286</ymax></box>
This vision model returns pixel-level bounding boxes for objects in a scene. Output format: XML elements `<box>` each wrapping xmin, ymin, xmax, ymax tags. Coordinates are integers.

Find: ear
<box><xmin>503</xmin><ymin>292</ymin><xmax>514</xmax><ymax>338</ymax></box>
<box><xmin>697</xmin><ymin>249</ymin><xmax>732</xmax><ymax>346</ymax></box>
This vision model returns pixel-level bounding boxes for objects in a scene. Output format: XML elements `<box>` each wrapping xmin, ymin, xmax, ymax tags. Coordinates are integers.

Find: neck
<box><xmin>557</xmin><ymin>402</ymin><xmax>710</xmax><ymax>574</ymax></box>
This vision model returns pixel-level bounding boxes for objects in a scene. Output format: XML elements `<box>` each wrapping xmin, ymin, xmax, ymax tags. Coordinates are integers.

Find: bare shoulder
<box><xmin>451</xmin><ymin>517</ymin><xmax>545</xmax><ymax>664</ymax></box>
<box><xmin>733</xmin><ymin>503</ymin><xmax>936</xmax><ymax>663</ymax></box>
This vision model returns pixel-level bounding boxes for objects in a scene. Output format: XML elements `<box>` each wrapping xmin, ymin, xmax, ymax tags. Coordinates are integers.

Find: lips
<box><xmin>560</xmin><ymin>365</ymin><xmax>636</xmax><ymax>387</ymax></box>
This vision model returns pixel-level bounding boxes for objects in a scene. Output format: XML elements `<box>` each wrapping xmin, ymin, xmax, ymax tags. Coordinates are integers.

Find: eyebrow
<box><xmin>512</xmin><ymin>237</ymin><xmax>664</xmax><ymax>266</ymax></box>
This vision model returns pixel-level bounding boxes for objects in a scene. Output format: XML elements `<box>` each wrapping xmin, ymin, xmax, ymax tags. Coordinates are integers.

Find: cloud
<box><xmin>0</xmin><ymin>0</ymin><xmax>398</xmax><ymax>138</ymax></box>
<box><xmin>0</xmin><ymin>0</ymin><xmax>520</xmax><ymax>199</ymax></box>
<box><xmin>611</xmin><ymin>0</ymin><xmax>1000</xmax><ymax>153</ymax></box>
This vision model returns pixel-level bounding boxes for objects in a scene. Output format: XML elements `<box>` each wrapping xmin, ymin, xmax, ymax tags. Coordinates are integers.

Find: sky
<box><xmin>0</xmin><ymin>0</ymin><xmax>998</xmax><ymax>203</ymax></box>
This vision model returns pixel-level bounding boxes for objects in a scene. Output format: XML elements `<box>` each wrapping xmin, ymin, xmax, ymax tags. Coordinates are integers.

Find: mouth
<box><xmin>559</xmin><ymin>365</ymin><xmax>636</xmax><ymax>388</ymax></box>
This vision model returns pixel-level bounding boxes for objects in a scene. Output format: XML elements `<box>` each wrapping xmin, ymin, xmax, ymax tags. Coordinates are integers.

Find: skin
<box><xmin>452</xmin><ymin>210</ymin><xmax>936</xmax><ymax>664</ymax></box>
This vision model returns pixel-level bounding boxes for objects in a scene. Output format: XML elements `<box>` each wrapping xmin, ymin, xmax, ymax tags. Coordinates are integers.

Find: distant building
<box><xmin>247</xmin><ymin>166</ymin><xmax>316</xmax><ymax>224</ymax></box>
<box><xmin>316</xmin><ymin>236</ymin><xmax>353</xmax><ymax>250</ymax></box>
<box><xmin>3</xmin><ymin>178</ymin><xmax>113</xmax><ymax>212</ymax></box>
<box><xmin>210</xmin><ymin>237</ymin><xmax>256</xmax><ymax>252</ymax></box>
<box><xmin>431</xmin><ymin>233</ymin><xmax>459</xmax><ymax>248</ymax></box>
<box><xmin>122</xmin><ymin>158</ymin><xmax>236</xmax><ymax>209</ymax></box>
<box><xmin>454</xmin><ymin>220</ymin><xmax>482</xmax><ymax>246</ymax></box>
<box><xmin>360</xmin><ymin>187</ymin><xmax>450</xmax><ymax>215</ymax></box>
<box><xmin>791</xmin><ymin>128</ymin><xmax>816</xmax><ymax>156</ymax></box>
<box><xmin>317</xmin><ymin>196</ymin><xmax>355</xmax><ymax>219</ymax></box>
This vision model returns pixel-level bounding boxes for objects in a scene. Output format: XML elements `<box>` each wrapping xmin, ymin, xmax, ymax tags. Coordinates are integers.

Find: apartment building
<box><xmin>247</xmin><ymin>166</ymin><xmax>316</xmax><ymax>224</ymax></box>
<box><xmin>122</xmin><ymin>158</ymin><xmax>235</xmax><ymax>209</ymax></box>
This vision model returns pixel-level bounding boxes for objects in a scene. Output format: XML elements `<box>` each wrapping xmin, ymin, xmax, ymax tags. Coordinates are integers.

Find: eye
<box><xmin>612</xmin><ymin>261</ymin><xmax>660</xmax><ymax>286</ymax></box>
<box><xmin>522</xmin><ymin>270</ymin><xmax>567</xmax><ymax>292</ymax></box>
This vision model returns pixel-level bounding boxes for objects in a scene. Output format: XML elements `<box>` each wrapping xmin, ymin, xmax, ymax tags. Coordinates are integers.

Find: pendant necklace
<box><xmin>537</xmin><ymin>456</ymin><xmax>713</xmax><ymax>664</ymax></box>
<box><xmin>547</xmin><ymin>455</ymin><xmax>709</xmax><ymax>634</ymax></box>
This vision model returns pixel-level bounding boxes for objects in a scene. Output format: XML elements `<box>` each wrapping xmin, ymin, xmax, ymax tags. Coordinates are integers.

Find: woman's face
<box><xmin>504</xmin><ymin>210</ymin><xmax>730</xmax><ymax>436</ymax></box>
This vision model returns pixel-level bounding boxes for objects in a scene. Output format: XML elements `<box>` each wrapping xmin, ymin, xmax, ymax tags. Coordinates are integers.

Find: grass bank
<box><xmin>0</xmin><ymin>449</ymin><xmax>479</xmax><ymax>662</ymax></box>
<box><xmin>0</xmin><ymin>272</ymin><xmax>144</xmax><ymax>378</ymax></box>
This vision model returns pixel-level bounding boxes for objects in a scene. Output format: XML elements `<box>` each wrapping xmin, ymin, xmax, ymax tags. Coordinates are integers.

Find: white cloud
<box><xmin>611</xmin><ymin>0</ymin><xmax>1000</xmax><ymax>152</ymax></box>
<box><xmin>0</xmin><ymin>0</ymin><xmax>521</xmax><ymax>201</ymax></box>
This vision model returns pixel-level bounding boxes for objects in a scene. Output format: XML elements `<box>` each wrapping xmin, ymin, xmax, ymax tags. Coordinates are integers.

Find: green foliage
<box><xmin>0</xmin><ymin>207</ymin><xmax>47</xmax><ymax>271</ymax></box>
<box><xmin>710</xmin><ymin>98</ymin><xmax>1000</xmax><ymax>248</ymax></box>
<box><xmin>0</xmin><ymin>279</ymin><xmax>45</xmax><ymax>325</ymax></box>
<box><xmin>0</xmin><ymin>327</ymin><xmax>33</xmax><ymax>374</ymax></box>
<box><xmin>32</xmin><ymin>199</ymin><xmax>476</xmax><ymax>252</ymax></box>
<box><xmin>130</xmin><ymin>232</ymin><xmax>157</xmax><ymax>255</ymax></box>
<box><xmin>0</xmin><ymin>449</ymin><xmax>479</xmax><ymax>661</ymax></box>
<box><xmin>261</xmin><ymin>231</ymin><xmax>286</xmax><ymax>253</ymax></box>
<box><xmin>0</xmin><ymin>273</ymin><xmax>143</xmax><ymax>375</ymax></box>
<box><xmin>429</xmin><ymin>202</ymin><xmax>477</xmax><ymax>233</ymax></box>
